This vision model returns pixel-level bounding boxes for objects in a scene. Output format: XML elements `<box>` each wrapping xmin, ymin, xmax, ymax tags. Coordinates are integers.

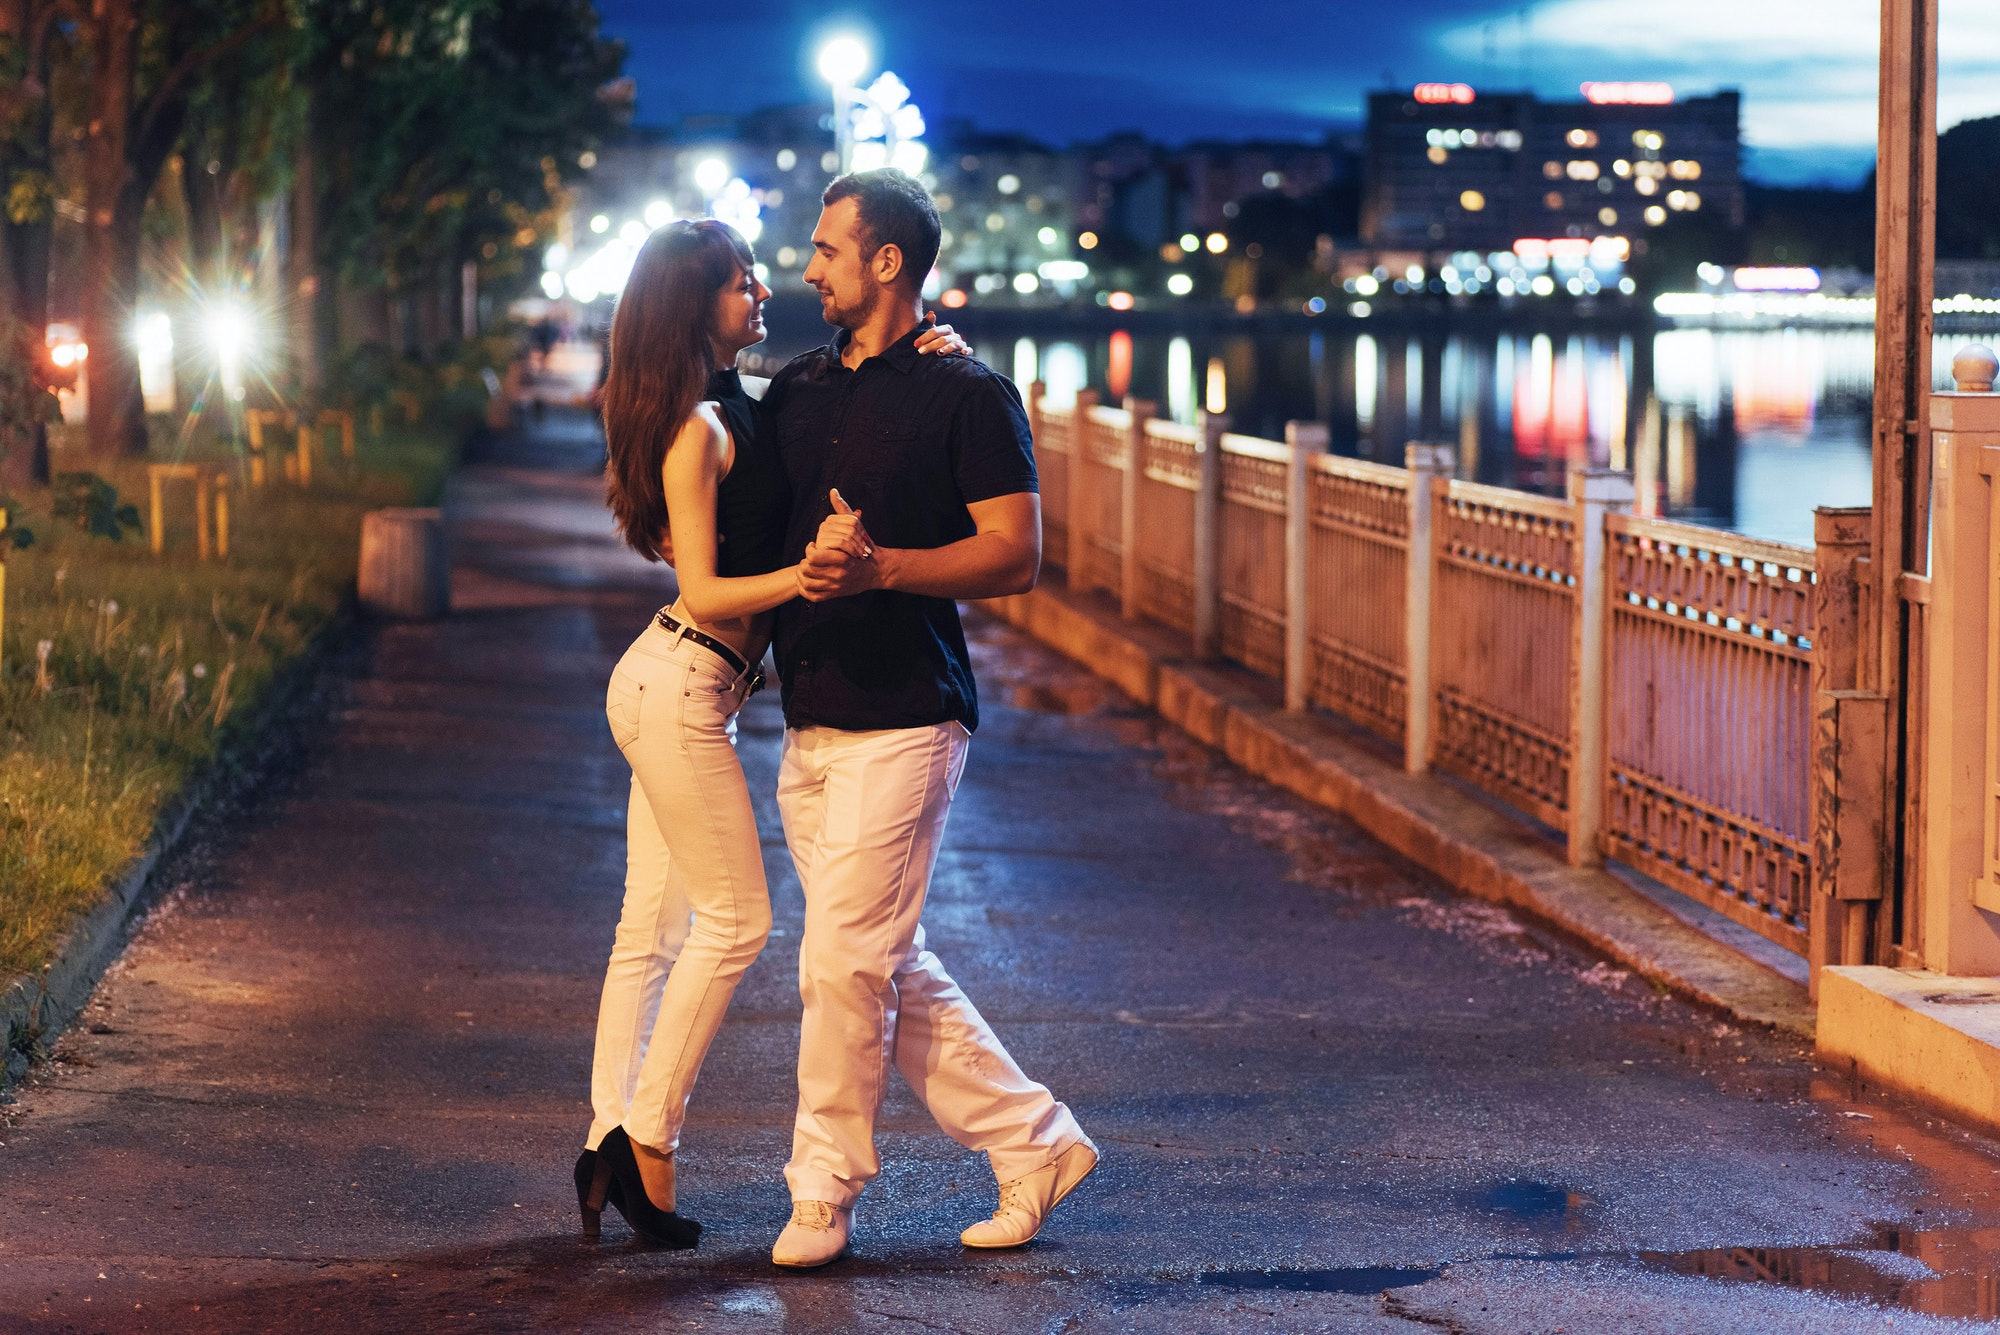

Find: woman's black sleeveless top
<box><xmin>706</xmin><ymin>367</ymin><xmax>790</xmax><ymax>577</ymax></box>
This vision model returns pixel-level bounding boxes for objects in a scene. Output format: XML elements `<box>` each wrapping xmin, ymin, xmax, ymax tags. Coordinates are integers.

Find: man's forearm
<box><xmin>876</xmin><ymin>533</ymin><xmax>1038</xmax><ymax>599</ymax></box>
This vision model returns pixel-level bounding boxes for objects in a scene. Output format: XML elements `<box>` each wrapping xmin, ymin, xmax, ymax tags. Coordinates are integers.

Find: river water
<box><xmin>748</xmin><ymin>301</ymin><xmax>1998</xmax><ymax>549</ymax></box>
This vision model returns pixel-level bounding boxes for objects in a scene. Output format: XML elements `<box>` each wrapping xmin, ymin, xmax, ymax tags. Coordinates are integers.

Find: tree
<box><xmin>77</xmin><ymin>0</ymin><xmax>286</xmax><ymax>459</ymax></box>
<box><xmin>1936</xmin><ymin>116</ymin><xmax>2000</xmax><ymax>261</ymax></box>
<box><xmin>301</xmin><ymin>0</ymin><xmax>623</xmax><ymax>358</ymax></box>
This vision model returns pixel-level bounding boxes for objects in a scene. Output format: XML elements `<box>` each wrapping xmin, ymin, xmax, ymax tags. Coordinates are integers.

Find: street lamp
<box><xmin>817</xmin><ymin>36</ymin><xmax>871</xmax><ymax>173</ymax></box>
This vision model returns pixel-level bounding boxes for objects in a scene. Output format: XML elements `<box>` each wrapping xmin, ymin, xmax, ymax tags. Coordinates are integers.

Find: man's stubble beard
<box><xmin>825</xmin><ymin>282</ymin><xmax>879</xmax><ymax>332</ymax></box>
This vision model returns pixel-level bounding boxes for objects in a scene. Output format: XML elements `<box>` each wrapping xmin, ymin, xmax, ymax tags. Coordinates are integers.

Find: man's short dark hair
<box><xmin>822</xmin><ymin>168</ymin><xmax>941</xmax><ymax>291</ymax></box>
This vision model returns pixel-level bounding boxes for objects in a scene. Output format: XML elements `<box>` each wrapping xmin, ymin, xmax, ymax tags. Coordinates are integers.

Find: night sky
<box><xmin>594</xmin><ymin>0</ymin><xmax>2000</xmax><ymax>186</ymax></box>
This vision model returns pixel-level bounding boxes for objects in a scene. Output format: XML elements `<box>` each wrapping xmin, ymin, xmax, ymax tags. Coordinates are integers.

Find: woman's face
<box><xmin>710</xmin><ymin>263</ymin><xmax>771</xmax><ymax>358</ymax></box>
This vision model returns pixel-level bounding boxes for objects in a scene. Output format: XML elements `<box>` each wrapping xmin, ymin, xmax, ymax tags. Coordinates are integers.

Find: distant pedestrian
<box><xmin>582</xmin><ymin>218</ymin><xmax>967</xmax><ymax>1248</ymax></box>
<box><xmin>764</xmin><ymin>169</ymin><xmax>1097</xmax><ymax>1270</ymax></box>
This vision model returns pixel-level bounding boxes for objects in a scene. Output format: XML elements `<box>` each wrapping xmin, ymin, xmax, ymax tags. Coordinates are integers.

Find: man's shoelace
<box><xmin>791</xmin><ymin>1201</ymin><xmax>836</xmax><ymax>1229</ymax></box>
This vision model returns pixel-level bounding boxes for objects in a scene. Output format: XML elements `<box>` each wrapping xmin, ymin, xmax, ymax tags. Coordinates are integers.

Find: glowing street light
<box><xmin>694</xmin><ymin>158</ymin><xmax>731</xmax><ymax>197</ymax></box>
<box><xmin>817</xmin><ymin>35</ymin><xmax>870</xmax><ymax>87</ymax></box>
<box><xmin>643</xmin><ymin>199</ymin><xmax>675</xmax><ymax>228</ymax></box>
<box><xmin>817</xmin><ymin>36</ymin><xmax>871</xmax><ymax>172</ymax></box>
<box><xmin>205</xmin><ymin>303</ymin><xmax>251</xmax><ymax>402</ymax></box>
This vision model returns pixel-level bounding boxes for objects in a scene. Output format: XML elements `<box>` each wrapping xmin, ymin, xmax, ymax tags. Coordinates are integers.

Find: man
<box><xmin>762</xmin><ymin>168</ymin><xmax>1096</xmax><ymax>1269</ymax></box>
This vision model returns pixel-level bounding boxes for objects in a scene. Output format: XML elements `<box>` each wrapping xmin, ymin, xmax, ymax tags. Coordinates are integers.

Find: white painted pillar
<box><xmin>1566</xmin><ymin>466</ymin><xmax>1636</xmax><ymax>869</ymax></box>
<box><xmin>1122</xmin><ymin>398</ymin><xmax>1155</xmax><ymax>621</ymax></box>
<box><xmin>1284</xmin><ymin>421</ymin><xmax>1329</xmax><ymax>712</ymax></box>
<box><xmin>1923</xmin><ymin>364</ymin><xmax>2000</xmax><ymax>974</ymax></box>
<box><xmin>1069</xmin><ymin>389</ymin><xmax>1099</xmax><ymax>595</ymax></box>
<box><xmin>1192</xmin><ymin>410</ymin><xmax>1229</xmax><ymax>659</ymax></box>
<box><xmin>1403</xmin><ymin>444</ymin><xmax>1454</xmax><ymax>774</ymax></box>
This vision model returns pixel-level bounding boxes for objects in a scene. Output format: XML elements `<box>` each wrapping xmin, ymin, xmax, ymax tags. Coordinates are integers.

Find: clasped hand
<box><xmin>797</xmin><ymin>488</ymin><xmax>881</xmax><ymax>601</ymax></box>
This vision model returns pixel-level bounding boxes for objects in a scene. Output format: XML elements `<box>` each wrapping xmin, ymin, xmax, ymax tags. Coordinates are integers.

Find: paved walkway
<box><xmin>2</xmin><ymin>406</ymin><xmax>1998</xmax><ymax>1333</ymax></box>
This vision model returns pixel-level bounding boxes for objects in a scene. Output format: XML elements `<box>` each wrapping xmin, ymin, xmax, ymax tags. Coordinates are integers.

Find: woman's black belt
<box><xmin>654</xmin><ymin>609</ymin><xmax>766</xmax><ymax>693</ymax></box>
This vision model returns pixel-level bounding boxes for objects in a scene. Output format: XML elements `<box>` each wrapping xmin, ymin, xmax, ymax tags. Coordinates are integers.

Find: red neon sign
<box><xmin>1580</xmin><ymin>81</ymin><xmax>1674</xmax><ymax>105</ymax></box>
<box><xmin>1414</xmin><ymin>83</ymin><xmax>1476</xmax><ymax>105</ymax></box>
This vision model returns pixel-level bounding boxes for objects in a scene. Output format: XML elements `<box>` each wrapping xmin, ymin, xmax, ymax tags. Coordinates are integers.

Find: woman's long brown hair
<box><xmin>601</xmin><ymin>219</ymin><xmax>756</xmax><ymax>560</ymax></box>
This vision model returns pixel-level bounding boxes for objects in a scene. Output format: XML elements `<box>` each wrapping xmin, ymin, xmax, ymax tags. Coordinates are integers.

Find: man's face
<box><xmin>803</xmin><ymin>196</ymin><xmax>887</xmax><ymax>330</ymax></box>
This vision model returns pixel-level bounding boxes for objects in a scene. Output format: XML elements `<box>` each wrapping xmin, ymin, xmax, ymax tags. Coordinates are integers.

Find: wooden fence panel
<box><xmin>1307</xmin><ymin>456</ymin><xmax>1410</xmax><ymax>744</ymax></box>
<box><xmin>1602</xmin><ymin>515</ymin><xmax>1816</xmax><ymax>953</ymax></box>
<box><xmin>1077</xmin><ymin>405</ymin><xmax>1131</xmax><ymax>595</ymax></box>
<box><xmin>1135</xmin><ymin>420</ymin><xmax>1199</xmax><ymax>631</ymax></box>
<box><xmin>1431</xmin><ymin>482</ymin><xmax>1578</xmax><ymax>829</ymax></box>
<box><xmin>1218</xmin><ymin>434</ymin><xmax>1290</xmax><ymax>677</ymax></box>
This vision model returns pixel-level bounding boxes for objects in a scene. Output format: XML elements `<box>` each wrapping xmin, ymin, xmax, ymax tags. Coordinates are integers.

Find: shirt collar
<box><xmin>704</xmin><ymin>365</ymin><xmax>743</xmax><ymax>399</ymax></box>
<box><xmin>826</xmin><ymin>324</ymin><xmax>926</xmax><ymax>375</ymax></box>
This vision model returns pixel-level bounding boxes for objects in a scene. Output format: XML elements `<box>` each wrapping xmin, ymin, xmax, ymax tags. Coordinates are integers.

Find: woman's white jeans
<box><xmin>587</xmin><ymin>619</ymin><xmax>771</xmax><ymax>1153</ymax></box>
<box><xmin>777</xmin><ymin>720</ymin><xmax>1086</xmax><ymax>1209</ymax></box>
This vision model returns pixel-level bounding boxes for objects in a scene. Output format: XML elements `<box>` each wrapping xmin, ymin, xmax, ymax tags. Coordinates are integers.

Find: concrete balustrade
<box><xmin>1029</xmin><ymin>389</ymin><xmax>1824</xmax><ymax>959</ymax></box>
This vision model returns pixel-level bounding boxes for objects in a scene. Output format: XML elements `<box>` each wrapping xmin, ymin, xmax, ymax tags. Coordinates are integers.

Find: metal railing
<box><xmin>1025</xmin><ymin>381</ymin><xmax>1826</xmax><ymax>958</ymax></box>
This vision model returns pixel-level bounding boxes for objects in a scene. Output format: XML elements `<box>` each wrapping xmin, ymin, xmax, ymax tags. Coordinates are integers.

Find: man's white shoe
<box><xmin>959</xmin><ymin>1137</ymin><xmax>1099</xmax><ymax>1249</ymax></box>
<box><xmin>772</xmin><ymin>1200</ymin><xmax>852</xmax><ymax>1269</ymax></box>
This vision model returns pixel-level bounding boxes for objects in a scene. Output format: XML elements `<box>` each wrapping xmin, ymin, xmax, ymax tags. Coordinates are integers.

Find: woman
<box><xmin>579</xmin><ymin>218</ymin><xmax>966</xmax><ymax>1247</ymax></box>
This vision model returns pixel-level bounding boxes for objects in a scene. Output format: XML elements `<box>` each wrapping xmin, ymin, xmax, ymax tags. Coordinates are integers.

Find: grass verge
<box><xmin>0</xmin><ymin>418</ymin><xmax>460</xmax><ymax>986</ymax></box>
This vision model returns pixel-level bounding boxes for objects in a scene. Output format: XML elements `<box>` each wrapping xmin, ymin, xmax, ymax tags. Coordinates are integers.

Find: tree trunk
<box><xmin>81</xmin><ymin>0</ymin><xmax>143</xmax><ymax>458</ymax></box>
<box><xmin>288</xmin><ymin>128</ymin><xmax>320</xmax><ymax>397</ymax></box>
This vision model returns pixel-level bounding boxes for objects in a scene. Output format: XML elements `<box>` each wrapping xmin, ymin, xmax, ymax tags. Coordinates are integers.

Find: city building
<box><xmin>1361</xmin><ymin>85</ymin><xmax>1742</xmax><ymax>258</ymax></box>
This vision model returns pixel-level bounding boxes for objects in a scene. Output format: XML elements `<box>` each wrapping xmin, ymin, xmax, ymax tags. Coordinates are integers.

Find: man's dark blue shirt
<box><xmin>767</xmin><ymin>324</ymin><xmax>1038</xmax><ymax>733</ymax></box>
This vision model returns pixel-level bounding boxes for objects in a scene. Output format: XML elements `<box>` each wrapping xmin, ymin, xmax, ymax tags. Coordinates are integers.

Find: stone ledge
<box><xmin>1818</xmin><ymin>967</ymin><xmax>2000</xmax><ymax>1135</ymax></box>
<box><xmin>979</xmin><ymin>582</ymin><xmax>1816</xmax><ymax>1036</ymax></box>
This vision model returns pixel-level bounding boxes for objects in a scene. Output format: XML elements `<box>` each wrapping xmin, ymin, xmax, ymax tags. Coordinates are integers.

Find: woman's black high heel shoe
<box><xmin>574</xmin><ymin>1148</ymin><xmax>623</xmax><ymax>1240</ymax></box>
<box><xmin>596</xmin><ymin>1127</ymin><xmax>702</xmax><ymax>1248</ymax></box>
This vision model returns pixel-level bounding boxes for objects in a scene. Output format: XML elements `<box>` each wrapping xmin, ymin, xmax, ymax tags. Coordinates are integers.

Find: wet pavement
<box><xmin>4</xmin><ymin>398</ymin><xmax>2000</xmax><ymax>1333</ymax></box>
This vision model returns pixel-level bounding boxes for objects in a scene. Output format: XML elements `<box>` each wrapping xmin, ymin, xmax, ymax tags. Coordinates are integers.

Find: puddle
<box><xmin>1476</xmin><ymin>1179</ymin><xmax>1594</xmax><ymax>1232</ymax></box>
<box><xmin>1197</xmin><ymin>1266</ymin><xmax>1444</xmax><ymax>1294</ymax></box>
<box><xmin>1639</xmin><ymin>1224</ymin><xmax>2000</xmax><ymax>1319</ymax></box>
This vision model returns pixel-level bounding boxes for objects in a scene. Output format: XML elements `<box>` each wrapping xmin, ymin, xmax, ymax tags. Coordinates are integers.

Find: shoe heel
<box><xmin>582</xmin><ymin>1156</ymin><xmax>613</xmax><ymax>1239</ymax></box>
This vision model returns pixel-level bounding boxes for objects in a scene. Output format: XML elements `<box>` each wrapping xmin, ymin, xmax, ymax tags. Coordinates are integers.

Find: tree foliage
<box><xmin>306</xmin><ymin>0</ymin><xmax>624</xmax><ymax>294</ymax></box>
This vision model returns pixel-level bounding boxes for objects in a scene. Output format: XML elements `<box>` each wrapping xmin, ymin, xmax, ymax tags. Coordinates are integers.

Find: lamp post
<box><xmin>817</xmin><ymin>36</ymin><xmax>870</xmax><ymax>174</ymax></box>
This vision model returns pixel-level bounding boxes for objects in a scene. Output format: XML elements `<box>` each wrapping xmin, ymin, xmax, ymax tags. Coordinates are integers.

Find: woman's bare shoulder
<box><xmin>668</xmin><ymin>403</ymin><xmax>729</xmax><ymax>467</ymax></box>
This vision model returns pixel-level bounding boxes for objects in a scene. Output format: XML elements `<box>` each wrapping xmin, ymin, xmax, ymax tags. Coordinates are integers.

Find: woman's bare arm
<box><xmin>661</xmin><ymin>406</ymin><xmax>801</xmax><ymax>623</ymax></box>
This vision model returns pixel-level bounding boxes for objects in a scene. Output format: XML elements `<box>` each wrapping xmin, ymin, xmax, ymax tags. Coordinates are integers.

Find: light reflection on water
<box><xmin>1019</xmin><ymin>326</ymin><xmax>1994</xmax><ymax>547</ymax></box>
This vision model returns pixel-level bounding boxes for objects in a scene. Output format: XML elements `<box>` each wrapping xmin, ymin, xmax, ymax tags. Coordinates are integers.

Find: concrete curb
<box><xmin>979</xmin><ymin>583</ymin><xmax>1817</xmax><ymax>1037</ymax></box>
<box><xmin>0</xmin><ymin>607</ymin><xmax>354</xmax><ymax>1092</ymax></box>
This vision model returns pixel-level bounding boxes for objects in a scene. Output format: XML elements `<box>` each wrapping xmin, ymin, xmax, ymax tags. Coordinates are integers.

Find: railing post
<box><xmin>1921</xmin><ymin>348</ymin><xmax>2000</xmax><ymax>974</ymax></box>
<box><xmin>1566</xmin><ymin>467</ymin><xmax>1635</xmax><ymax>869</ymax></box>
<box><xmin>1192</xmin><ymin>410</ymin><xmax>1229</xmax><ymax>659</ymax></box>
<box><xmin>1403</xmin><ymin>443</ymin><xmax>1454</xmax><ymax>774</ymax></box>
<box><xmin>1068</xmin><ymin>388</ymin><xmax>1099</xmax><ymax>595</ymax></box>
<box><xmin>1284</xmin><ymin>421</ymin><xmax>1329</xmax><ymax>712</ymax></box>
<box><xmin>1808</xmin><ymin>506</ymin><xmax>1882</xmax><ymax>993</ymax></box>
<box><xmin>1122</xmin><ymin>398</ymin><xmax>1154</xmax><ymax>621</ymax></box>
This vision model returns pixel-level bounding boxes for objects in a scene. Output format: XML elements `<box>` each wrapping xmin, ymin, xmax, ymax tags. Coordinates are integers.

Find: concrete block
<box><xmin>1818</xmin><ymin>966</ymin><xmax>2000</xmax><ymax>1135</ymax></box>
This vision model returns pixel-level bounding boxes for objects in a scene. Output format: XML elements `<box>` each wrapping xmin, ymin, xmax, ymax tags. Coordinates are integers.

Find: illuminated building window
<box><xmin>1598</xmin><ymin>207</ymin><xmax>1617</xmax><ymax>225</ymax></box>
<box><xmin>1428</xmin><ymin>146</ymin><xmax>1449</xmax><ymax>164</ymax></box>
<box><xmin>1613</xmin><ymin>159</ymin><xmax>1631</xmax><ymax>177</ymax></box>
<box><xmin>1670</xmin><ymin>159</ymin><xmax>1702</xmax><ymax>179</ymax></box>
<box><xmin>1497</xmin><ymin>130</ymin><xmax>1524</xmax><ymax>150</ymax></box>
<box><xmin>1566</xmin><ymin>160</ymin><xmax>1600</xmax><ymax>180</ymax></box>
<box><xmin>1544</xmin><ymin>160</ymin><xmax>1563</xmax><ymax>179</ymax></box>
<box><xmin>1566</xmin><ymin>128</ymin><xmax>1599</xmax><ymax>148</ymax></box>
<box><xmin>1078</xmin><ymin>231</ymin><xmax>1099</xmax><ymax>250</ymax></box>
<box><xmin>1461</xmin><ymin>190</ymin><xmax>1486</xmax><ymax>211</ymax></box>
<box><xmin>1544</xmin><ymin>191</ymin><xmax>1565</xmax><ymax>210</ymax></box>
<box><xmin>985</xmin><ymin>213</ymin><xmax>1005</xmax><ymax>231</ymax></box>
<box><xmin>1635</xmin><ymin>177</ymin><xmax>1658</xmax><ymax>196</ymax></box>
<box><xmin>1632</xmin><ymin>130</ymin><xmax>1664</xmax><ymax>151</ymax></box>
<box><xmin>1644</xmin><ymin>205</ymin><xmax>1667</xmax><ymax>225</ymax></box>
